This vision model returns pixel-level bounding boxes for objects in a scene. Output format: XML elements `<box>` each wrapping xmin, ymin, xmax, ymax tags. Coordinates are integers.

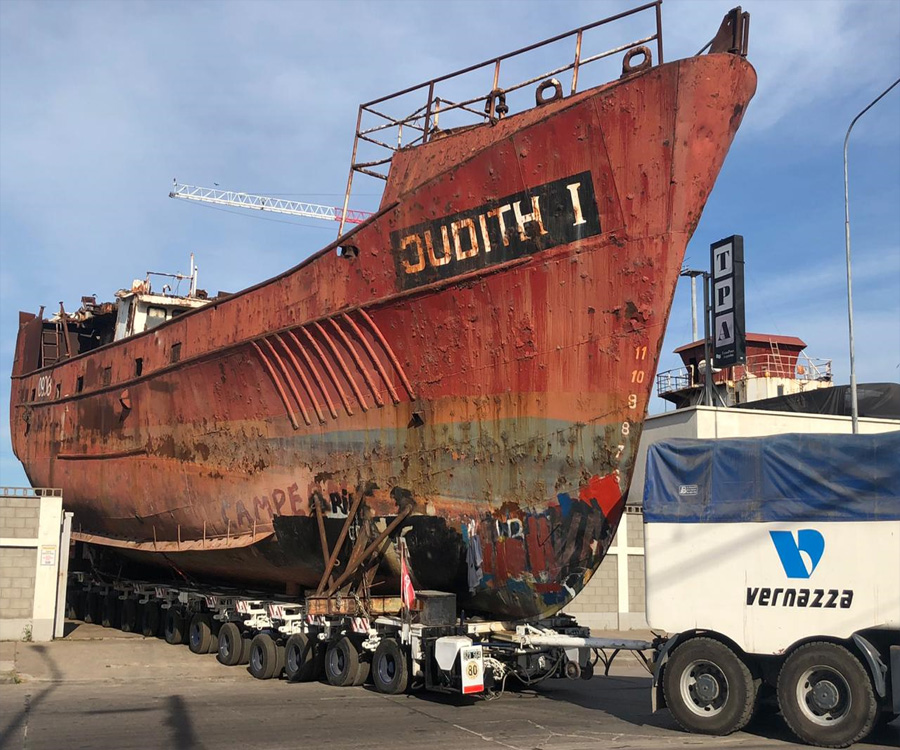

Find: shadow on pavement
<box><xmin>0</xmin><ymin>644</ymin><xmax>61</xmax><ymax>750</ymax></box>
<box><xmin>164</xmin><ymin>694</ymin><xmax>201</xmax><ymax>749</ymax></box>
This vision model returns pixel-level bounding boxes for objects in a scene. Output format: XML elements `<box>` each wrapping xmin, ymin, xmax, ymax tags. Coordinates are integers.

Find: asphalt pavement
<box><xmin>0</xmin><ymin>623</ymin><xmax>897</xmax><ymax>750</ymax></box>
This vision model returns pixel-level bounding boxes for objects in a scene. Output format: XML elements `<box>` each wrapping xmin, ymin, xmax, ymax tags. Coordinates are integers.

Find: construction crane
<box><xmin>169</xmin><ymin>182</ymin><xmax>373</xmax><ymax>228</ymax></box>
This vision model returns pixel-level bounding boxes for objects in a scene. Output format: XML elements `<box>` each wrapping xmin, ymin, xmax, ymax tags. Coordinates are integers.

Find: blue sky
<box><xmin>1</xmin><ymin>0</ymin><xmax>898</xmax><ymax>487</ymax></box>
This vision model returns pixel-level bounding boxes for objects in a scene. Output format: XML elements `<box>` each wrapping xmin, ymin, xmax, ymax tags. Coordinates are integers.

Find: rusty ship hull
<box><xmin>10</xmin><ymin>35</ymin><xmax>756</xmax><ymax>618</ymax></box>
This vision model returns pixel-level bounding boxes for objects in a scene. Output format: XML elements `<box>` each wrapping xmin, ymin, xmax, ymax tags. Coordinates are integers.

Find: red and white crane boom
<box><xmin>169</xmin><ymin>182</ymin><xmax>373</xmax><ymax>225</ymax></box>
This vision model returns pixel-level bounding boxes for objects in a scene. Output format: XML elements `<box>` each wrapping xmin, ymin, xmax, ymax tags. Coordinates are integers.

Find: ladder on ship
<box><xmin>41</xmin><ymin>306</ymin><xmax>71</xmax><ymax>367</ymax></box>
<box><xmin>770</xmin><ymin>340</ymin><xmax>786</xmax><ymax>378</ymax></box>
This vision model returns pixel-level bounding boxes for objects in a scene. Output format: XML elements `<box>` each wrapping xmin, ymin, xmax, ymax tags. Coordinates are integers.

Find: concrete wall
<box><xmin>569</xmin><ymin>407</ymin><xmax>899</xmax><ymax>631</ymax></box>
<box><xmin>0</xmin><ymin>489</ymin><xmax>65</xmax><ymax>641</ymax></box>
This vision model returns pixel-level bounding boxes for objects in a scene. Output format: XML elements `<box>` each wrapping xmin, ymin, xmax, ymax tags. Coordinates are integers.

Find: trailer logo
<box><xmin>770</xmin><ymin>529</ymin><xmax>824</xmax><ymax>579</ymax></box>
<box><xmin>746</xmin><ymin>530</ymin><xmax>853</xmax><ymax>610</ymax></box>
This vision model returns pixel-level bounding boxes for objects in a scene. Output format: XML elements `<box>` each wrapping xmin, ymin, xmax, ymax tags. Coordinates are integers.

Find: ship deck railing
<box><xmin>656</xmin><ymin>353</ymin><xmax>834</xmax><ymax>397</ymax></box>
<box><xmin>1</xmin><ymin>487</ymin><xmax>63</xmax><ymax>498</ymax></box>
<box><xmin>337</xmin><ymin>1</ymin><xmax>665</xmax><ymax>235</ymax></box>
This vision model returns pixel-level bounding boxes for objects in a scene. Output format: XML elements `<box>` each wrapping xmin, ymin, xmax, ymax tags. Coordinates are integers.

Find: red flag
<box><xmin>400</xmin><ymin>540</ymin><xmax>416</xmax><ymax>610</ymax></box>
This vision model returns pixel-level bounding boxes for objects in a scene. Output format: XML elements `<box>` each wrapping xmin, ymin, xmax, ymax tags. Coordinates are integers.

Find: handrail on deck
<box><xmin>337</xmin><ymin>1</ymin><xmax>664</xmax><ymax>236</ymax></box>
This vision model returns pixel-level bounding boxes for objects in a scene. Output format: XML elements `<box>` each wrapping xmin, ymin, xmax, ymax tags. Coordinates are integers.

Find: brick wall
<box><xmin>1</xmin><ymin>491</ymin><xmax>65</xmax><ymax>641</ymax></box>
<box><xmin>0</xmin><ymin>547</ymin><xmax>37</xmax><ymax>618</ymax></box>
<box><xmin>566</xmin><ymin>555</ymin><xmax>618</xmax><ymax>615</ymax></box>
<box><xmin>628</xmin><ymin>554</ymin><xmax>645</xmax><ymax>613</ymax></box>
<box><xmin>626</xmin><ymin>515</ymin><xmax>644</xmax><ymax>548</ymax></box>
<box><xmin>0</xmin><ymin>497</ymin><xmax>41</xmax><ymax>539</ymax></box>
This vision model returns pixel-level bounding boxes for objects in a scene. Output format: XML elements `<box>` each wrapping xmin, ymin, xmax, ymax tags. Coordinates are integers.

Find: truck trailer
<box><xmin>645</xmin><ymin>431</ymin><xmax>900</xmax><ymax>747</ymax></box>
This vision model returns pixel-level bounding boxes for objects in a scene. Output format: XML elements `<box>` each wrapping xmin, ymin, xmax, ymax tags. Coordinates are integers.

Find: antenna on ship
<box><xmin>189</xmin><ymin>252</ymin><xmax>197</xmax><ymax>297</ymax></box>
<box><xmin>168</xmin><ymin>182</ymin><xmax>374</xmax><ymax>228</ymax></box>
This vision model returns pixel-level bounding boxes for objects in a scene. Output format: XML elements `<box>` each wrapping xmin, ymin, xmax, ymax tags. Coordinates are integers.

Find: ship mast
<box><xmin>168</xmin><ymin>182</ymin><xmax>373</xmax><ymax>226</ymax></box>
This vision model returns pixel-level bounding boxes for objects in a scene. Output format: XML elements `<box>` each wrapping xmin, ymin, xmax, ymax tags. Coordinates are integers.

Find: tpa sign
<box><xmin>710</xmin><ymin>235</ymin><xmax>746</xmax><ymax>367</ymax></box>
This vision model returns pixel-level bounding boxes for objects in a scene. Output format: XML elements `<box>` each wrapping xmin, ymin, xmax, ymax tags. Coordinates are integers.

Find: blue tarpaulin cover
<box><xmin>643</xmin><ymin>431</ymin><xmax>900</xmax><ymax>523</ymax></box>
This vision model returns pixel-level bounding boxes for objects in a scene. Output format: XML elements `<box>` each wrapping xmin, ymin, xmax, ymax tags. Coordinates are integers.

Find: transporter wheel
<box><xmin>581</xmin><ymin>660</ymin><xmax>594</xmax><ymax>680</ymax></box>
<box><xmin>285</xmin><ymin>633</ymin><xmax>320</xmax><ymax>682</ymax></box>
<box><xmin>207</xmin><ymin>619</ymin><xmax>221</xmax><ymax>653</ymax></box>
<box><xmin>189</xmin><ymin>613</ymin><xmax>214</xmax><ymax>654</ymax></box>
<box><xmin>164</xmin><ymin>608</ymin><xmax>186</xmax><ymax>645</ymax></box>
<box><xmin>777</xmin><ymin>642</ymin><xmax>878</xmax><ymax>748</ymax></box>
<box><xmin>101</xmin><ymin>592</ymin><xmax>119</xmax><ymax>628</ymax></box>
<box><xmin>66</xmin><ymin>585</ymin><xmax>83</xmax><ymax>620</ymax></box>
<box><xmin>354</xmin><ymin>650</ymin><xmax>371</xmax><ymax>687</ymax></box>
<box><xmin>372</xmin><ymin>638</ymin><xmax>409</xmax><ymax>694</ymax></box>
<box><xmin>239</xmin><ymin>633</ymin><xmax>252</xmax><ymax>665</ymax></box>
<box><xmin>119</xmin><ymin>598</ymin><xmax>137</xmax><ymax>633</ymax></box>
<box><xmin>248</xmin><ymin>633</ymin><xmax>282</xmax><ymax>680</ymax></box>
<box><xmin>140</xmin><ymin>602</ymin><xmax>161</xmax><ymax>637</ymax></box>
<box><xmin>325</xmin><ymin>636</ymin><xmax>362</xmax><ymax>687</ymax></box>
<box><xmin>663</xmin><ymin>637</ymin><xmax>757</xmax><ymax>736</ymax></box>
<box><xmin>83</xmin><ymin>591</ymin><xmax>101</xmax><ymax>624</ymax></box>
<box><xmin>217</xmin><ymin>622</ymin><xmax>244</xmax><ymax>666</ymax></box>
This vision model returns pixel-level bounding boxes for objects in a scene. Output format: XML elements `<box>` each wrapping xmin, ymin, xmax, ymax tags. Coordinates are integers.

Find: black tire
<box><xmin>140</xmin><ymin>601</ymin><xmax>161</xmax><ymax>637</ymax></box>
<box><xmin>164</xmin><ymin>608</ymin><xmax>186</xmax><ymax>645</ymax></box>
<box><xmin>663</xmin><ymin>637</ymin><xmax>757</xmax><ymax>736</ymax></box>
<box><xmin>66</xmin><ymin>585</ymin><xmax>83</xmax><ymax>620</ymax></box>
<box><xmin>372</xmin><ymin>639</ymin><xmax>409</xmax><ymax>694</ymax></box>
<box><xmin>777</xmin><ymin>642</ymin><xmax>878</xmax><ymax>748</ymax></box>
<box><xmin>84</xmin><ymin>591</ymin><xmax>101</xmax><ymax>624</ymax></box>
<box><xmin>189</xmin><ymin>613</ymin><xmax>213</xmax><ymax>654</ymax></box>
<box><xmin>248</xmin><ymin>633</ymin><xmax>281</xmax><ymax>680</ymax></box>
<box><xmin>325</xmin><ymin>636</ymin><xmax>361</xmax><ymax>687</ymax></box>
<box><xmin>238</xmin><ymin>633</ymin><xmax>252</xmax><ymax>665</ymax></box>
<box><xmin>580</xmin><ymin>660</ymin><xmax>594</xmax><ymax>680</ymax></box>
<box><xmin>206</xmin><ymin>619</ymin><xmax>221</xmax><ymax>653</ymax></box>
<box><xmin>101</xmin><ymin>592</ymin><xmax>119</xmax><ymax>628</ymax></box>
<box><xmin>354</xmin><ymin>651</ymin><xmax>371</xmax><ymax>687</ymax></box>
<box><xmin>217</xmin><ymin>622</ymin><xmax>244</xmax><ymax>666</ymax></box>
<box><xmin>285</xmin><ymin>633</ymin><xmax>320</xmax><ymax>682</ymax></box>
<box><xmin>119</xmin><ymin>598</ymin><xmax>137</xmax><ymax>632</ymax></box>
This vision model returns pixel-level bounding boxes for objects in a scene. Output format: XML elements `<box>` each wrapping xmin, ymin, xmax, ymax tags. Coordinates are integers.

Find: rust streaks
<box><xmin>298</xmin><ymin>327</ymin><xmax>354</xmax><ymax>417</ymax></box>
<box><xmin>358</xmin><ymin>308</ymin><xmax>417</xmax><ymax>400</ymax></box>
<box><xmin>343</xmin><ymin>312</ymin><xmax>400</xmax><ymax>404</ymax></box>
<box><xmin>272</xmin><ymin>333</ymin><xmax>325</xmax><ymax>423</ymax></box>
<box><xmin>251</xmin><ymin>340</ymin><xmax>301</xmax><ymax>430</ymax></box>
<box><xmin>330</xmin><ymin>317</ymin><xmax>385</xmax><ymax>407</ymax></box>
<box><xmin>314</xmin><ymin>321</ymin><xmax>370</xmax><ymax>412</ymax></box>
<box><xmin>261</xmin><ymin>337</ymin><xmax>312</xmax><ymax>426</ymax></box>
<box><xmin>285</xmin><ymin>330</ymin><xmax>338</xmax><ymax>419</ymax></box>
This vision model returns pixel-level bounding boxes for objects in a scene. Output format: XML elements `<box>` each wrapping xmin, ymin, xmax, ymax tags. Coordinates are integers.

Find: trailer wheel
<box><xmin>353</xmin><ymin>653</ymin><xmax>371</xmax><ymax>687</ymax></box>
<box><xmin>83</xmin><ymin>591</ymin><xmax>98</xmax><ymax>624</ymax></box>
<box><xmin>66</xmin><ymin>586</ymin><xmax>83</xmax><ymax>620</ymax></box>
<box><xmin>140</xmin><ymin>602</ymin><xmax>160</xmax><ymax>637</ymax></box>
<box><xmin>189</xmin><ymin>613</ymin><xmax>214</xmax><ymax>654</ymax></box>
<box><xmin>217</xmin><ymin>623</ymin><xmax>244</xmax><ymax>666</ymax></box>
<box><xmin>372</xmin><ymin>639</ymin><xmax>409</xmax><ymax>694</ymax></box>
<box><xmin>663</xmin><ymin>637</ymin><xmax>757</xmax><ymax>735</ymax></box>
<box><xmin>777</xmin><ymin>642</ymin><xmax>878</xmax><ymax>748</ymax></box>
<box><xmin>581</xmin><ymin>660</ymin><xmax>594</xmax><ymax>680</ymax></box>
<box><xmin>249</xmin><ymin>633</ymin><xmax>283</xmax><ymax>680</ymax></box>
<box><xmin>285</xmin><ymin>633</ymin><xmax>319</xmax><ymax>682</ymax></box>
<box><xmin>101</xmin><ymin>592</ymin><xmax>118</xmax><ymax>628</ymax></box>
<box><xmin>164</xmin><ymin>608</ymin><xmax>186</xmax><ymax>645</ymax></box>
<box><xmin>207</xmin><ymin>620</ymin><xmax>221</xmax><ymax>654</ymax></box>
<box><xmin>120</xmin><ymin>598</ymin><xmax>137</xmax><ymax>633</ymax></box>
<box><xmin>325</xmin><ymin>636</ymin><xmax>362</xmax><ymax>687</ymax></box>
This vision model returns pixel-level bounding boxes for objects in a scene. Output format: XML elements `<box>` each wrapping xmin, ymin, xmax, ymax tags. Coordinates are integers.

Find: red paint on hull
<box><xmin>10</xmin><ymin>52</ymin><xmax>756</xmax><ymax>618</ymax></box>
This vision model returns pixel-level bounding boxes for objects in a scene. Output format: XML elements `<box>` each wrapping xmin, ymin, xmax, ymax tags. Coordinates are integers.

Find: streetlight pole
<box><xmin>843</xmin><ymin>77</ymin><xmax>899</xmax><ymax>435</ymax></box>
